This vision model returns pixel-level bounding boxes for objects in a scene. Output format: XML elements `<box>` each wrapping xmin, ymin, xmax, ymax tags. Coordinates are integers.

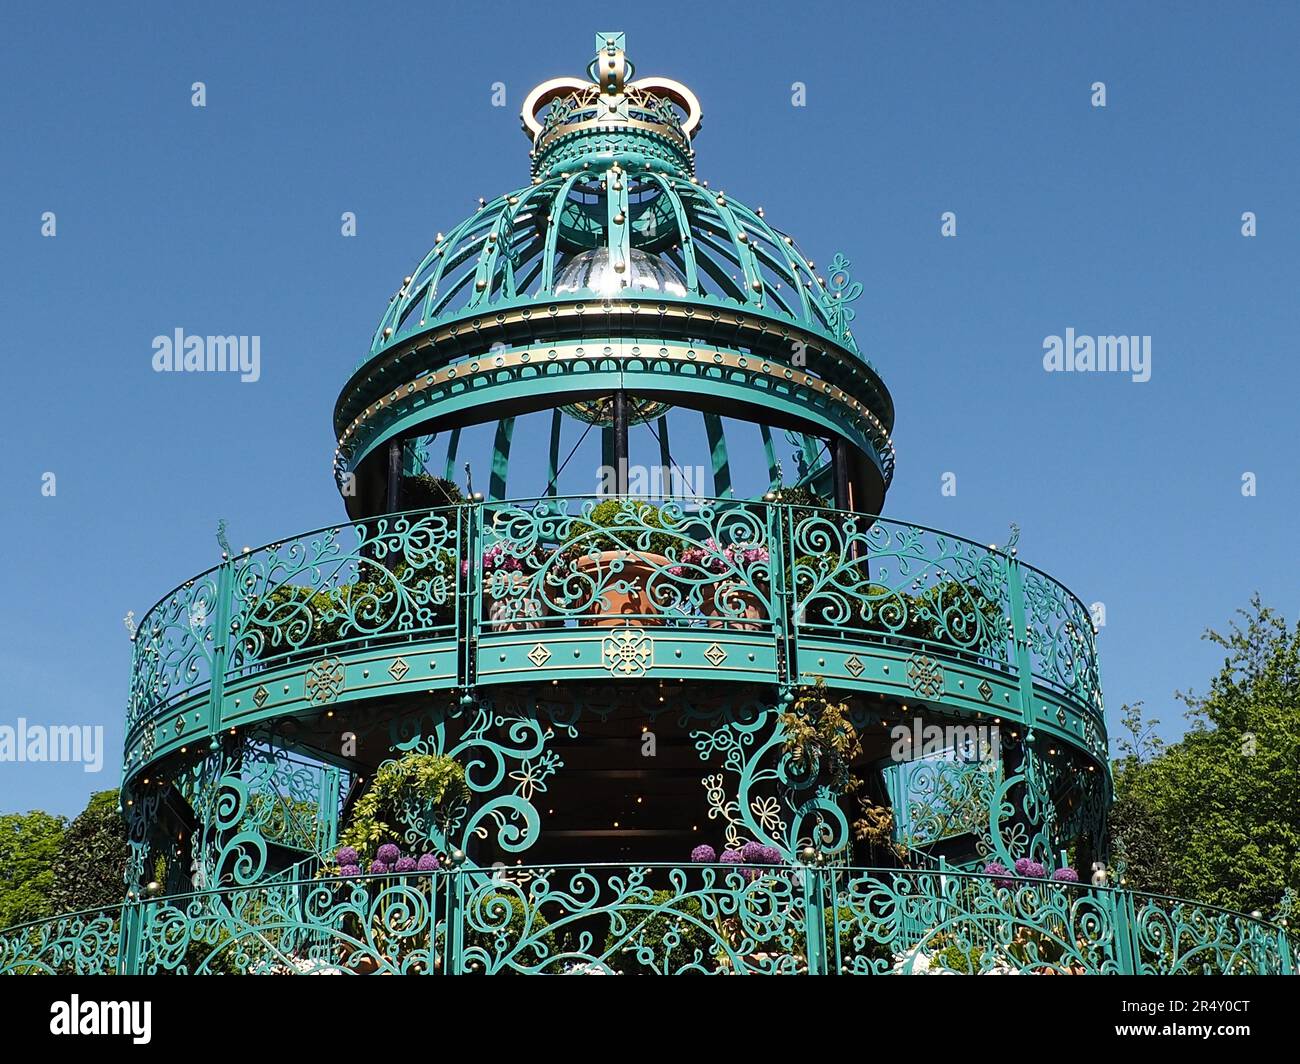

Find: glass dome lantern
<box><xmin>553</xmin><ymin>247</ymin><xmax>689</xmax><ymax>299</ymax></box>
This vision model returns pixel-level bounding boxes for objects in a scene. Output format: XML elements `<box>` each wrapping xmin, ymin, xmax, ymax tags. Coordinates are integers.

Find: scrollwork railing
<box><xmin>125</xmin><ymin>499</ymin><xmax>1103</xmax><ymax>756</ymax></box>
<box><xmin>3</xmin><ymin>866</ymin><xmax>1292</xmax><ymax>975</ymax></box>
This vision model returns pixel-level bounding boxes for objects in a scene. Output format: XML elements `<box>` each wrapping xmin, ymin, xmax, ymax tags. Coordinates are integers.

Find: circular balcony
<box><xmin>123</xmin><ymin>497</ymin><xmax>1106</xmax><ymax>787</ymax></box>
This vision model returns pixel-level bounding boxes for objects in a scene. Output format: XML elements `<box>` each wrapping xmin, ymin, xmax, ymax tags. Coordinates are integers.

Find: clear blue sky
<box><xmin>2</xmin><ymin>1</ymin><xmax>1296</xmax><ymax>816</ymax></box>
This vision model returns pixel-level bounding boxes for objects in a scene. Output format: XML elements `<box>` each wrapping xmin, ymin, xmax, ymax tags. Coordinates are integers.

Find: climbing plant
<box><xmin>338</xmin><ymin>752</ymin><xmax>469</xmax><ymax>865</ymax></box>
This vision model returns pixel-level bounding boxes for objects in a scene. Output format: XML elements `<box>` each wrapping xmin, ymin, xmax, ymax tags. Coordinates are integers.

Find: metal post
<box><xmin>386</xmin><ymin>437</ymin><xmax>403</xmax><ymax>513</ymax></box>
<box><xmin>118</xmin><ymin>898</ymin><xmax>143</xmax><ymax>975</ymax></box>
<box><xmin>205</xmin><ymin>557</ymin><xmax>235</xmax><ymax>741</ymax></box>
<box><xmin>612</xmin><ymin>390</ymin><xmax>629</xmax><ymax>495</ymax></box>
<box><xmin>832</xmin><ymin>437</ymin><xmax>850</xmax><ymax>512</ymax></box>
<box><xmin>802</xmin><ymin>861</ymin><xmax>827</xmax><ymax>975</ymax></box>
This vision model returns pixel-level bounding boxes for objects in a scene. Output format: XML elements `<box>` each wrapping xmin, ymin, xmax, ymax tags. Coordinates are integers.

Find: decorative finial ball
<box><xmin>448</xmin><ymin>849</ymin><xmax>467</xmax><ymax>867</ymax></box>
<box><xmin>800</xmin><ymin>846</ymin><xmax>818</xmax><ymax>864</ymax></box>
<box><xmin>146</xmin><ymin>881</ymin><xmax>162</xmax><ymax>896</ymax></box>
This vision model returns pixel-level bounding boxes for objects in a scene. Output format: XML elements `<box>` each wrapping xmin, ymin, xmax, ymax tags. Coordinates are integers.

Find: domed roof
<box><xmin>360</xmin><ymin>33</ymin><xmax>876</xmax><ymax>376</ymax></box>
<box><xmin>335</xmin><ymin>34</ymin><xmax>895</xmax><ymax>515</ymax></box>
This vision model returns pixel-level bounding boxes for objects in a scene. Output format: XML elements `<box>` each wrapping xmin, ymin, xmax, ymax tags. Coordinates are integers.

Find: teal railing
<box><xmin>2</xmin><ymin>865</ymin><xmax>1292</xmax><ymax>976</ymax></box>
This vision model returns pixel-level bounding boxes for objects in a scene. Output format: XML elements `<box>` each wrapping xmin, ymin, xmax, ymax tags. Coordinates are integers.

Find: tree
<box><xmin>0</xmin><ymin>810</ymin><xmax>66</xmax><ymax>928</ymax></box>
<box><xmin>49</xmin><ymin>790</ymin><xmax>128</xmax><ymax>915</ymax></box>
<box><xmin>1111</xmin><ymin>596</ymin><xmax>1300</xmax><ymax>913</ymax></box>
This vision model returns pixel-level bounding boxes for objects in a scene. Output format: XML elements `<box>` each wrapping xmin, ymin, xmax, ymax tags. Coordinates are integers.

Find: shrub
<box><xmin>563</xmin><ymin>500</ymin><xmax>676</xmax><ymax>558</ymax></box>
<box><xmin>603</xmin><ymin>890</ymin><xmax>719</xmax><ymax>974</ymax></box>
<box><xmin>399</xmin><ymin>474</ymin><xmax>463</xmax><ymax>511</ymax></box>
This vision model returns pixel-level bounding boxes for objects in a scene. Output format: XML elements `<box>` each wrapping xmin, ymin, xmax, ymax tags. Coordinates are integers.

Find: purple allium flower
<box><xmin>1024</xmin><ymin>861</ymin><xmax>1047</xmax><ymax>879</ymax></box>
<box><xmin>690</xmin><ymin>844</ymin><xmax>717</xmax><ymax>863</ymax></box>
<box><xmin>339</xmin><ymin>864</ymin><xmax>361</xmax><ymax>877</ymax></box>
<box><xmin>416</xmin><ymin>853</ymin><xmax>440</xmax><ymax>872</ymax></box>
<box><xmin>984</xmin><ymin>861</ymin><xmax>1014</xmax><ymax>888</ymax></box>
<box><xmin>335</xmin><ymin>846</ymin><xmax>359</xmax><ymax>867</ymax></box>
<box><xmin>1051</xmin><ymin>867</ymin><xmax>1080</xmax><ymax>883</ymax></box>
<box><xmin>740</xmin><ymin>841</ymin><xmax>766</xmax><ymax>864</ymax></box>
<box><xmin>369</xmin><ymin>859</ymin><xmax>392</xmax><ymax>874</ymax></box>
<box><xmin>1014</xmin><ymin>857</ymin><xmax>1034</xmax><ymax>876</ymax></box>
<box><xmin>759</xmin><ymin>845</ymin><xmax>783</xmax><ymax>865</ymax></box>
<box><xmin>394</xmin><ymin>856</ymin><xmax>417</xmax><ymax>873</ymax></box>
<box><xmin>376</xmin><ymin>843</ymin><xmax>401</xmax><ymax>865</ymax></box>
<box><xmin>719</xmin><ymin>849</ymin><xmax>743</xmax><ymax>864</ymax></box>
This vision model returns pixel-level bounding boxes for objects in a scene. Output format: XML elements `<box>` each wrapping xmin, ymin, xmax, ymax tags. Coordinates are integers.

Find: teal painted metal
<box><xmin>489</xmin><ymin>417</ymin><xmax>514</xmax><ymax>500</ymax></box>
<box><xmin>332</xmin><ymin>34</ymin><xmax>892</xmax><ymax>515</ymax></box>
<box><xmin>121</xmin><ymin>497</ymin><xmax>1106</xmax><ymax>780</ymax></box>
<box><xmin>3</xmin><ymin>865</ymin><xmax>1294</xmax><ymax>975</ymax></box>
<box><xmin>703</xmin><ymin>413</ymin><xmax>731</xmax><ymax>498</ymax></box>
<box><xmin>24</xmin><ymin>33</ymin><xmax>1273</xmax><ymax>978</ymax></box>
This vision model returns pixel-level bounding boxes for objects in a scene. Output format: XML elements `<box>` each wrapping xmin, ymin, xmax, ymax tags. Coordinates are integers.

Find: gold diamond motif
<box><xmin>304</xmin><ymin>657</ymin><xmax>346</xmax><ymax>705</ymax></box>
<box><xmin>388</xmin><ymin>657</ymin><xmax>410</xmax><ymax>681</ymax></box>
<box><xmin>253</xmin><ymin>685</ymin><xmax>269</xmax><ymax>709</ymax></box>
<box><xmin>704</xmin><ymin>643</ymin><xmax>727</xmax><ymax>667</ymax></box>
<box><xmin>845</xmin><ymin>655</ymin><xmax>864</xmax><ymax>678</ymax></box>
<box><xmin>978</xmin><ymin>679</ymin><xmax>993</xmax><ymax>703</ymax></box>
<box><xmin>601</xmin><ymin>627</ymin><xmax>653</xmax><ymax>677</ymax></box>
<box><xmin>528</xmin><ymin>643</ymin><xmax>552</xmax><ymax>667</ymax></box>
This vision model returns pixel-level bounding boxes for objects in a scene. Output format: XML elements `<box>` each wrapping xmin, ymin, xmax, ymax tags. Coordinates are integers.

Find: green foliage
<box><xmin>338</xmin><ymin>751</ymin><xmax>469</xmax><ymax>862</ymax></box>
<box><xmin>49</xmin><ymin>791</ymin><xmax>128</xmax><ymax>915</ymax></box>
<box><xmin>827</xmin><ymin>907</ymin><xmax>896</xmax><ymax>968</ymax></box>
<box><xmin>250</xmin><ymin>551</ymin><xmax>458</xmax><ymax>656</ymax></box>
<box><xmin>603</xmin><ymin>890</ymin><xmax>718</xmax><ymax>973</ymax></box>
<box><xmin>794</xmin><ymin>554</ymin><xmax>1001</xmax><ymax>649</ymax></box>
<box><xmin>400</xmin><ymin>473</ymin><xmax>463</xmax><ymax>511</ymax></box>
<box><xmin>780</xmin><ymin>679</ymin><xmax>862</xmax><ymax>796</ymax></box>
<box><xmin>0</xmin><ymin>809</ymin><xmax>65</xmax><ymax>927</ymax></box>
<box><xmin>772</xmin><ymin>484</ymin><xmax>828</xmax><ymax>528</ymax></box>
<box><xmin>461</xmin><ymin>892</ymin><xmax>557</xmax><ymax>974</ymax></box>
<box><xmin>1112</xmin><ymin>596</ymin><xmax>1300</xmax><ymax>913</ymax></box>
<box><xmin>564</xmin><ymin>500</ymin><xmax>675</xmax><ymax>558</ymax></box>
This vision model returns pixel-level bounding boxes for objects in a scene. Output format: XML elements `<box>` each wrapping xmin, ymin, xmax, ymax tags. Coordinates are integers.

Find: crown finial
<box><xmin>521</xmin><ymin>34</ymin><xmax>702</xmax><ymax>178</ymax></box>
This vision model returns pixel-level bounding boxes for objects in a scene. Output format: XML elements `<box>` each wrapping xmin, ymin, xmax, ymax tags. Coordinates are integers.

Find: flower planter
<box><xmin>573</xmin><ymin>550</ymin><xmax>670</xmax><ymax>627</ymax></box>
<box><xmin>701</xmin><ymin>579</ymin><xmax>768</xmax><ymax>631</ymax></box>
<box><xmin>485</xmin><ymin>570</ymin><xmax>550</xmax><ymax>632</ymax></box>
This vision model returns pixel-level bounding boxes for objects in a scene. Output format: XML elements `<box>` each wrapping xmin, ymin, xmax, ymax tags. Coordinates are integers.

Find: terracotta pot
<box><xmin>485</xmin><ymin>569</ymin><xmax>549</xmax><ymax>632</ymax></box>
<box><xmin>573</xmin><ymin>550</ymin><xmax>670</xmax><ymax>627</ymax></box>
<box><xmin>338</xmin><ymin>946</ymin><xmax>380</xmax><ymax>975</ymax></box>
<box><xmin>701</xmin><ymin>579</ymin><xmax>768</xmax><ymax>631</ymax></box>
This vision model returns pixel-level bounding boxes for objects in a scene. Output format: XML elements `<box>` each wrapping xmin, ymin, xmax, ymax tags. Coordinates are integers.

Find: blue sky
<box><xmin>1</xmin><ymin>1</ymin><xmax>1296</xmax><ymax>815</ymax></box>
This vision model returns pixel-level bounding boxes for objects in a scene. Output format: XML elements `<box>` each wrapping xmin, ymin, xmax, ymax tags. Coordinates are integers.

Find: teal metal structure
<box><xmin>2</xmin><ymin>34</ymin><xmax>1294</xmax><ymax>976</ymax></box>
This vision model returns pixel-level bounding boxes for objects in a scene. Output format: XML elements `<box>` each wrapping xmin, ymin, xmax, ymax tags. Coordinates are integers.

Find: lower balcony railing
<box><xmin>2</xmin><ymin>865</ymin><xmax>1293</xmax><ymax>976</ymax></box>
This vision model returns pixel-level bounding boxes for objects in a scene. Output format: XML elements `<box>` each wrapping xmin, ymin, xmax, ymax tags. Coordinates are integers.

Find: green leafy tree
<box><xmin>49</xmin><ymin>790</ymin><xmax>129</xmax><ymax>915</ymax></box>
<box><xmin>1112</xmin><ymin>596</ymin><xmax>1300</xmax><ymax>913</ymax></box>
<box><xmin>0</xmin><ymin>810</ymin><xmax>66</xmax><ymax>927</ymax></box>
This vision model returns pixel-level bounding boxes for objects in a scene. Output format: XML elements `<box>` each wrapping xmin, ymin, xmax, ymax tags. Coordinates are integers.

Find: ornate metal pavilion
<box><xmin>3</xmin><ymin>33</ymin><xmax>1293</xmax><ymax>975</ymax></box>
